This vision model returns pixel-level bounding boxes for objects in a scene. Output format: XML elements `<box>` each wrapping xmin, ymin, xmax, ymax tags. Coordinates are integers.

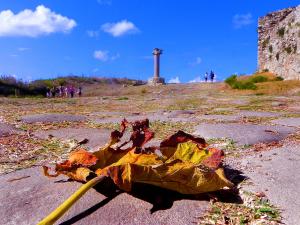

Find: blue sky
<box><xmin>0</xmin><ymin>0</ymin><xmax>299</xmax><ymax>83</ymax></box>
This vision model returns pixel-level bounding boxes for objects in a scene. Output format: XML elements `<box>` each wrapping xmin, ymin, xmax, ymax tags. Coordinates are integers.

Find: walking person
<box><xmin>70</xmin><ymin>86</ymin><xmax>75</xmax><ymax>98</ymax></box>
<box><xmin>210</xmin><ymin>70</ymin><xmax>215</xmax><ymax>83</ymax></box>
<box><xmin>51</xmin><ymin>87</ymin><xmax>56</xmax><ymax>98</ymax></box>
<box><xmin>78</xmin><ymin>87</ymin><xmax>82</xmax><ymax>97</ymax></box>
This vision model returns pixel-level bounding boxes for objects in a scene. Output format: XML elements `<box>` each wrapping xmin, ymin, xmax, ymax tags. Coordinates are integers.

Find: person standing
<box><xmin>210</xmin><ymin>71</ymin><xmax>215</xmax><ymax>83</ymax></box>
<box><xmin>204</xmin><ymin>72</ymin><xmax>208</xmax><ymax>82</ymax></box>
<box><xmin>70</xmin><ymin>86</ymin><xmax>75</xmax><ymax>98</ymax></box>
<box><xmin>78</xmin><ymin>87</ymin><xmax>82</xmax><ymax>97</ymax></box>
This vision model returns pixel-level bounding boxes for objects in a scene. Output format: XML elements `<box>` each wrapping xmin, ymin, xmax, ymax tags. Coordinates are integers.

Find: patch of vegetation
<box><xmin>276</xmin><ymin>52</ymin><xmax>280</xmax><ymax>61</ymax></box>
<box><xmin>116</xmin><ymin>96</ymin><xmax>129</xmax><ymax>100</ymax></box>
<box><xmin>225</xmin><ymin>75</ymin><xmax>257</xmax><ymax>90</ymax></box>
<box><xmin>277</xmin><ymin>27</ymin><xmax>285</xmax><ymax>37</ymax></box>
<box><xmin>255</xmin><ymin>92</ymin><xmax>265</xmax><ymax>96</ymax></box>
<box><xmin>141</xmin><ymin>88</ymin><xmax>147</xmax><ymax>94</ymax></box>
<box><xmin>0</xmin><ymin>75</ymin><xmax>143</xmax><ymax>97</ymax></box>
<box><xmin>150</xmin><ymin>121</ymin><xmax>195</xmax><ymax>139</ymax></box>
<box><xmin>275</xmin><ymin>76</ymin><xmax>284</xmax><ymax>81</ymax></box>
<box><xmin>293</xmin><ymin>44</ymin><xmax>297</xmax><ymax>53</ymax></box>
<box><xmin>262</xmin><ymin>37</ymin><xmax>270</xmax><ymax>48</ymax></box>
<box><xmin>285</xmin><ymin>46</ymin><xmax>293</xmax><ymax>54</ymax></box>
<box><xmin>166</xmin><ymin>98</ymin><xmax>203</xmax><ymax>110</ymax></box>
<box><xmin>249</xmin><ymin>75</ymin><xmax>268</xmax><ymax>83</ymax></box>
<box><xmin>200</xmin><ymin>191</ymin><xmax>281</xmax><ymax>225</ymax></box>
<box><xmin>268</xmin><ymin>45</ymin><xmax>273</xmax><ymax>53</ymax></box>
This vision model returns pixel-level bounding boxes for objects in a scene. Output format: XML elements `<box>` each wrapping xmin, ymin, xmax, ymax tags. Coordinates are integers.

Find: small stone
<box><xmin>255</xmin><ymin>192</ymin><xmax>266</xmax><ymax>197</ymax></box>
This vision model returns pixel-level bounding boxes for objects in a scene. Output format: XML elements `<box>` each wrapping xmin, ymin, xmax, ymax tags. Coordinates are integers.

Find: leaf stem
<box><xmin>37</xmin><ymin>175</ymin><xmax>105</xmax><ymax>225</ymax></box>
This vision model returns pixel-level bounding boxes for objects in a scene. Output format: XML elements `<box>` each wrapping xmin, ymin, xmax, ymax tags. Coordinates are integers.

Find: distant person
<box><xmin>78</xmin><ymin>87</ymin><xmax>82</xmax><ymax>97</ymax></box>
<box><xmin>64</xmin><ymin>86</ymin><xmax>68</xmax><ymax>97</ymax></box>
<box><xmin>59</xmin><ymin>86</ymin><xmax>64</xmax><ymax>97</ymax></box>
<box><xmin>46</xmin><ymin>88</ymin><xmax>51</xmax><ymax>98</ymax></box>
<box><xmin>204</xmin><ymin>72</ymin><xmax>208</xmax><ymax>82</ymax></box>
<box><xmin>70</xmin><ymin>86</ymin><xmax>75</xmax><ymax>98</ymax></box>
<box><xmin>51</xmin><ymin>87</ymin><xmax>56</xmax><ymax>97</ymax></box>
<box><xmin>210</xmin><ymin>71</ymin><xmax>215</xmax><ymax>83</ymax></box>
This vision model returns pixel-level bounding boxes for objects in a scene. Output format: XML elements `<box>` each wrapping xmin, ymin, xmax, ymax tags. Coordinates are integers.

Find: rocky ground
<box><xmin>0</xmin><ymin>83</ymin><xmax>299</xmax><ymax>225</ymax></box>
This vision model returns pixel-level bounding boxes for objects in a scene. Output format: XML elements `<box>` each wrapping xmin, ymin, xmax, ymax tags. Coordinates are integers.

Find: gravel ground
<box><xmin>194</xmin><ymin>123</ymin><xmax>295</xmax><ymax>145</ymax></box>
<box><xmin>0</xmin><ymin>123</ymin><xmax>19</xmax><ymax>137</ymax></box>
<box><xmin>271</xmin><ymin>118</ymin><xmax>300</xmax><ymax>128</ymax></box>
<box><xmin>34</xmin><ymin>128</ymin><xmax>112</xmax><ymax>151</ymax></box>
<box><xmin>21</xmin><ymin>114</ymin><xmax>86</xmax><ymax>123</ymax></box>
<box><xmin>233</xmin><ymin>143</ymin><xmax>300</xmax><ymax>225</ymax></box>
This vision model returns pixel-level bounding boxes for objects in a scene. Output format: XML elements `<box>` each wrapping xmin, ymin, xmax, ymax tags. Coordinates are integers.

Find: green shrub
<box><xmin>262</xmin><ymin>37</ymin><xmax>270</xmax><ymax>48</ymax></box>
<box><xmin>268</xmin><ymin>45</ymin><xmax>273</xmax><ymax>53</ymax></box>
<box><xmin>225</xmin><ymin>75</ymin><xmax>257</xmax><ymax>90</ymax></box>
<box><xmin>275</xmin><ymin>76</ymin><xmax>284</xmax><ymax>81</ymax></box>
<box><xmin>277</xmin><ymin>27</ymin><xmax>285</xmax><ymax>37</ymax></box>
<box><xmin>116</xmin><ymin>96</ymin><xmax>129</xmax><ymax>100</ymax></box>
<box><xmin>249</xmin><ymin>75</ymin><xmax>268</xmax><ymax>83</ymax></box>
<box><xmin>285</xmin><ymin>46</ymin><xmax>292</xmax><ymax>54</ymax></box>
<box><xmin>232</xmin><ymin>81</ymin><xmax>257</xmax><ymax>90</ymax></box>
<box><xmin>225</xmin><ymin>75</ymin><xmax>237</xmax><ymax>86</ymax></box>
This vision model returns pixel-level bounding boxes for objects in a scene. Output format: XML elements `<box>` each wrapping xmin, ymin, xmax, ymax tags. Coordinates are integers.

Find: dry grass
<box><xmin>224</xmin><ymin>80</ymin><xmax>300</xmax><ymax>96</ymax></box>
<box><xmin>238</xmin><ymin>72</ymin><xmax>278</xmax><ymax>81</ymax></box>
<box><xmin>256</xmin><ymin>80</ymin><xmax>300</xmax><ymax>95</ymax></box>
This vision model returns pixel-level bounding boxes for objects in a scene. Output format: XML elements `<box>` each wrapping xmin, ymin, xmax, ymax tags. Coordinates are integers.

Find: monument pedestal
<box><xmin>148</xmin><ymin>76</ymin><xmax>165</xmax><ymax>85</ymax></box>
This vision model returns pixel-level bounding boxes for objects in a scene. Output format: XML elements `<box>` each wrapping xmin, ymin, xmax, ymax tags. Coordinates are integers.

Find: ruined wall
<box><xmin>258</xmin><ymin>6</ymin><xmax>300</xmax><ymax>80</ymax></box>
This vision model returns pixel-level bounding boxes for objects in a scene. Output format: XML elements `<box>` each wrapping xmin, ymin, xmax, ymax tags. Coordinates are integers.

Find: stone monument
<box><xmin>148</xmin><ymin>48</ymin><xmax>165</xmax><ymax>85</ymax></box>
<box><xmin>258</xmin><ymin>5</ymin><xmax>300</xmax><ymax>80</ymax></box>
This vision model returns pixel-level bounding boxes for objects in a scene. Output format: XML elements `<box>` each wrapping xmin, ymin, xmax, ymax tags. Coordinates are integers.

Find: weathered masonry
<box><xmin>258</xmin><ymin>5</ymin><xmax>300</xmax><ymax>80</ymax></box>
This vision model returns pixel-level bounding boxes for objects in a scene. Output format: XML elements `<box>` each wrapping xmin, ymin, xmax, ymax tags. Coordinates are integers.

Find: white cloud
<box><xmin>0</xmin><ymin>5</ymin><xmax>76</xmax><ymax>37</ymax></box>
<box><xmin>189</xmin><ymin>57</ymin><xmax>202</xmax><ymax>66</ymax></box>
<box><xmin>101</xmin><ymin>20</ymin><xmax>138</xmax><ymax>37</ymax></box>
<box><xmin>18</xmin><ymin>47</ymin><xmax>30</xmax><ymax>51</ymax></box>
<box><xmin>94</xmin><ymin>50</ymin><xmax>109</xmax><ymax>61</ymax></box>
<box><xmin>97</xmin><ymin>0</ymin><xmax>112</xmax><ymax>5</ymax></box>
<box><xmin>111</xmin><ymin>53</ymin><xmax>120</xmax><ymax>60</ymax></box>
<box><xmin>188</xmin><ymin>76</ymin><xmax>203</xmax><ymax>83</ymax></box>
<box><xmin>233</xmin><ymin>13</ymin><xmax>254</xmax><ymax>29</ymax></box>
<box><xmin>93</xmin><ymin>50</ymin><xmax>120</xmax><ymax>62</ymax></box>
<box><xmin>87</xmin><ymin>30</ymin><xmax>99</xmax><ymax>38</ymax></box>
<box><xmin>168</xmin><ymin>76</ymin><xmax>181</xmax><ymax>84</ymax></box>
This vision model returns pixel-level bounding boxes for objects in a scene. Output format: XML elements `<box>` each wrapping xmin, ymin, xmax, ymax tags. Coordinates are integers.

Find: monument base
<box><xmin>147</xmin><ymin>77</ymin><xmax>165</xmax><ymax>85</ymax></box>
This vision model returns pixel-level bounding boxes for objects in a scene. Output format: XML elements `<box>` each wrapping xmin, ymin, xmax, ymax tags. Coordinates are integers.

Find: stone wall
<box><xmin>258</xmin><ymin>5</ymin><xmax>300</xmax><ymax>80</ymax></box>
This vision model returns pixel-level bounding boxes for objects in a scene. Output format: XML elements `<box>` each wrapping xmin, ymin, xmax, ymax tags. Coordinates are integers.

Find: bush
<box><xmin>225</xmin><ymin>75</ymin><xmax>237</xmax><ymax>86</ymax></box>
<box><xmin>225</xmin><ymin>75</ymin><xmax>257</xmax><ymax>90</ymax></box>
<box><xmin>232</xmin><ymin>81</ymin><xmax>257</xmax><ymax>90</ymax></box>
<box><xmin>277</xmin><ymin>27</ymin><xmax>285</xmax><ymax>37</ymax></box>
<box><xmin>275</xmin><ymin>76</ymin><xmax>284</xmax><ymax>81</ymax></box>
<box><xmin>249</xmin><ymin>75</ymin><xmax>268</xmax><ymax>83</ymax></box>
